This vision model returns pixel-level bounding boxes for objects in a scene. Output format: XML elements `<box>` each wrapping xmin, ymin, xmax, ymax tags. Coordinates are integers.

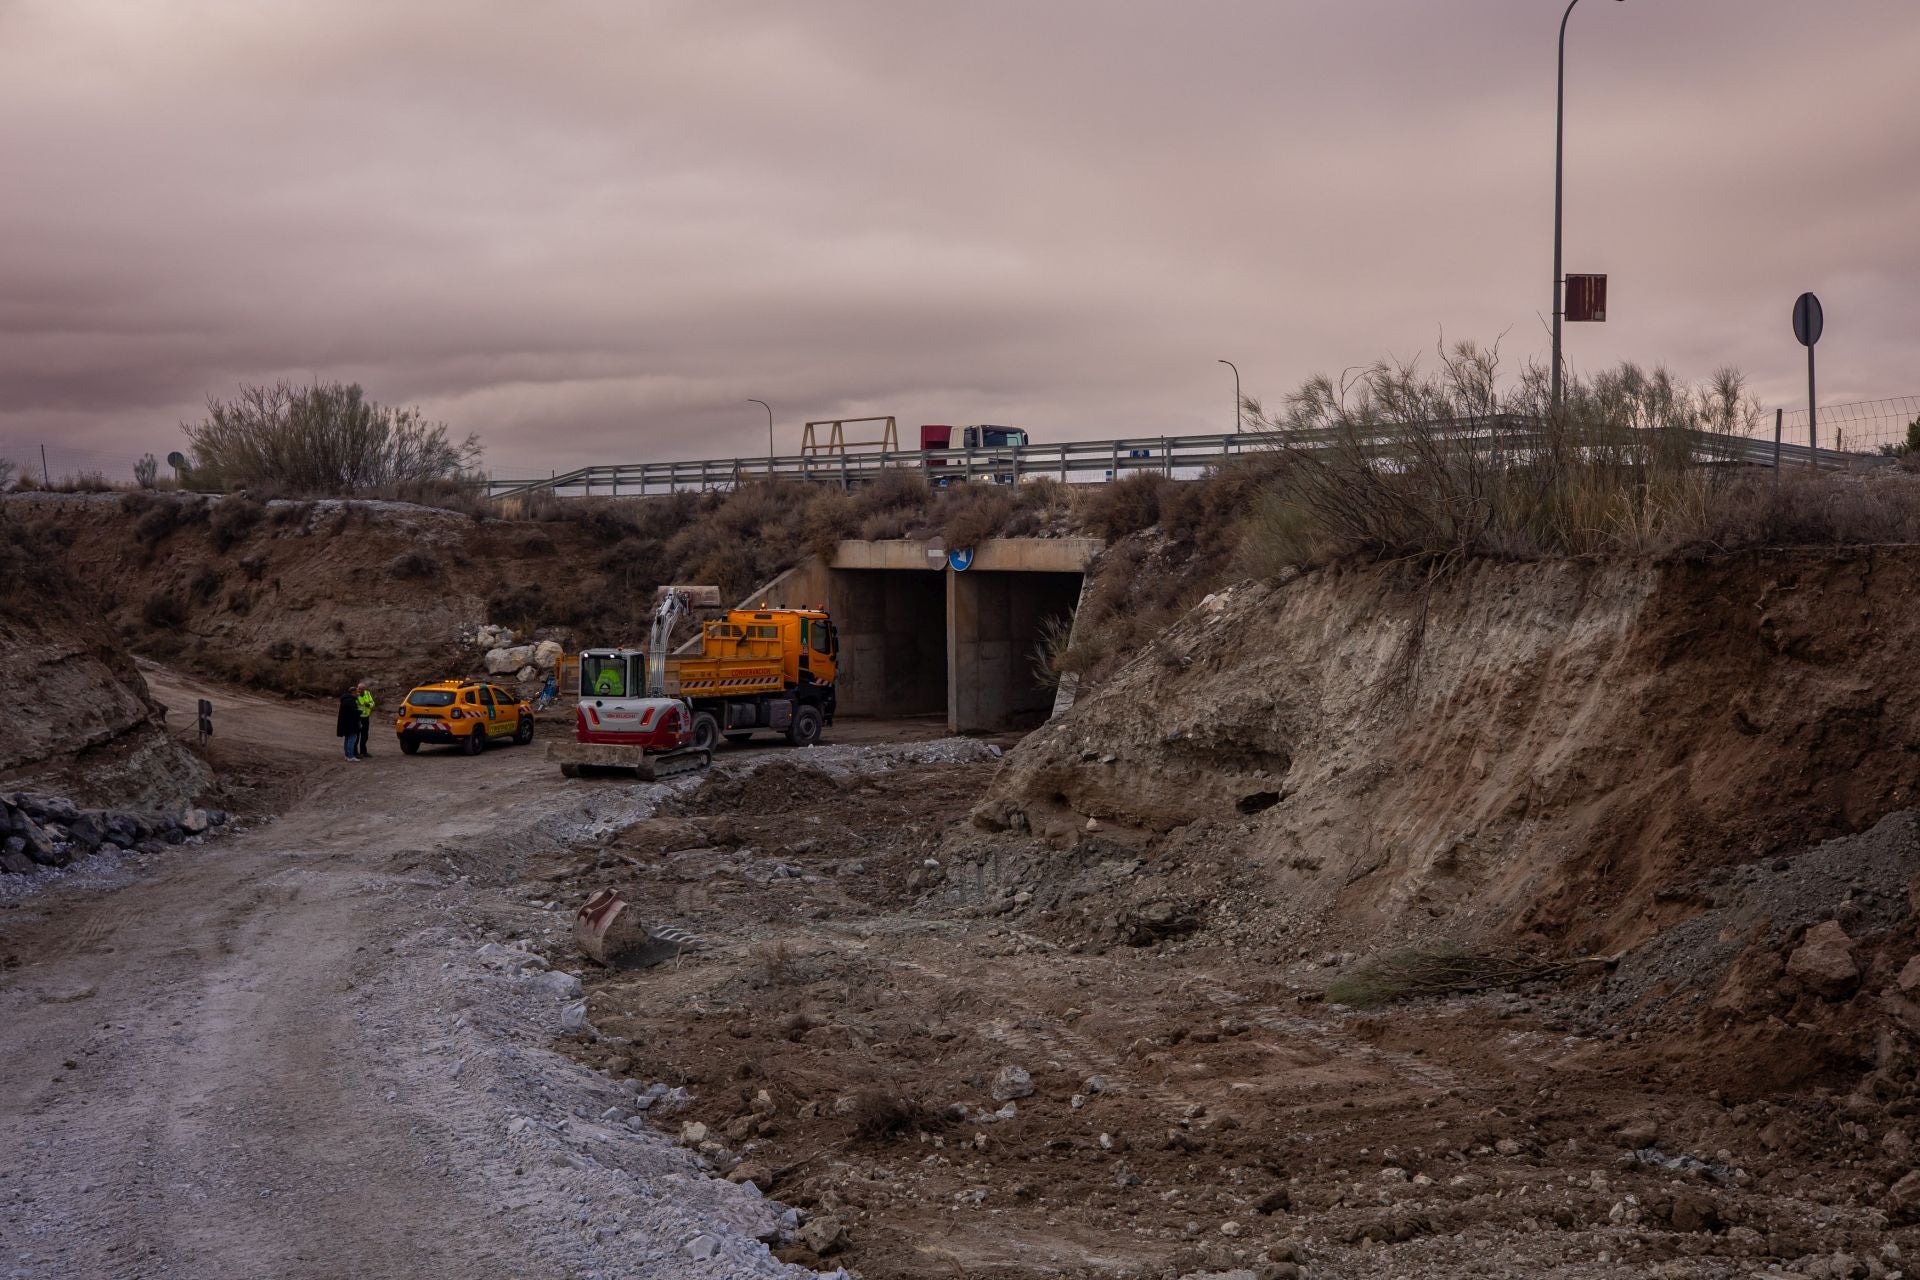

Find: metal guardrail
<box><xmin>484</xmin><ymin>415</ymin><xmax>1883</xmax><ymax>500</ymax></box>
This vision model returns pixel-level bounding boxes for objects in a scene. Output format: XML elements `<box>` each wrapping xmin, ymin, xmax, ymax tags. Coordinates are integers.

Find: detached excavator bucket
<box><xmin>572</xmin><ymin>888</ymin><xmax>692</xmax><ymax>969</ymax></box>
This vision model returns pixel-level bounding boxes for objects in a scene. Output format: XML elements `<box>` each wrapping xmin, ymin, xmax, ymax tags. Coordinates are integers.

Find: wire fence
<box><xmin>1757</xmin><ymin>396</ymin><xmax>1920</xmax><ymax>456</ymax></box>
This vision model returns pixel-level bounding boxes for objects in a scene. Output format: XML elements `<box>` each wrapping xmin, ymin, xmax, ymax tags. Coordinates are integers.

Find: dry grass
<box><xmin>1240</xmin><ymin>345</ymin><xmax>1778</xmax><ymax>569</ymax></box>
<box><xmin>751</xmin><ymin>939</ymin><xmax>797</xmax><ymax>987</ymax></box>
<box><xmin>1325</xmin><ymin>947</ymin><xmax>1596</xmax><ymax>1008</ymax></box>
<box><xmin>847</xmin><ymin>1089</ymin><xmax>937</xmax><ymax>1143</ymax></box>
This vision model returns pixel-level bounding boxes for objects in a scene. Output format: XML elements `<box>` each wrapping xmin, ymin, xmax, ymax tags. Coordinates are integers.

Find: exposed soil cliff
<box><xmin>959</xmin><ymin>549</ymin><xmax>1920</xmax><ymax>1090</ymax></box>
<box><xmin>6</xmin><ymin>493</ymin><xmax>611</xmax><ymax>697</ymax></box>
<box><xmin>0</xmin><ymin>516</ymin><xmax>208</xmax><ymax>809</ymax></box>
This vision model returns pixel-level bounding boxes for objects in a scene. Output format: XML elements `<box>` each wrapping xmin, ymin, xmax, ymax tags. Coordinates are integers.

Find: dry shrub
<box><xmin>268</xmin><ymin>500</ymin><xmax>314</xmax><ymax>529</ymax></box>
<box><xmin>209</xmin><ymin>496</ymin><xmax>265</xmax><ymax>552</ymax></box>
<box><xmin>751</xmin><ymin>940</ymin><xmax>796</xmax><ymax>987</ymax></box>
<box><xmin>0</xmin><ymin>516</ymin><xmax>62</xmax><ymax>615</ymax></box>
<box><xmin>939</xmin><ymin>482</ymin><xmax>1016</xmax><ymax>549</ymax></box>
<box><xmin>182</xmin><ymin>380</ymin><xmax>479</xmax><ymax>496</ymax></box>
<box><xmin>1080</xmin><ymin>472</ymin><xmax>1172</xmax><ymax>540</ymax></box>
<box><xmin>388</xmin><ymin>549</ymin><xmax>441</xmax><ymax>580</ymax></box>
<box><xmin>1029</xmin><ymin>608</ymin><xmax>1107</xmax><ymax>688</ymax></box>
<box><xmin>1247</xmin><ymin>345</ymin><xmax>1764</xmax><ymax>568</ymax></box>
<box><xmin>848</xmin><ymin>1089</ymin><xmax>936</xmax><ymax>1143</ymax></box>
<box><xmin>186</xmin><ymin>565</ymin><xmax>222</xmax><ymax>602</ymax></box>
<box><xmin>487</xmin><ymin>581</ymin><xmax>593</xmax><ymax>629</ymax></box>
<box><xmin>133</xmin><ymin>497</ymin><xmax>205</xmax><ymax>547</ymax></box>
<box><xmin>141</xmin><ymin>591</ymin><xmax>187</xmax><ymax>629</ymax></box>
<box><xmin>1326</xmin><ymin>947</ymin><xmax>1596</xmax><ymax>1008</ymax></box>
<box><xmin>46</xmin><ymin>470</ymin><xmax>114</xmax><ymax>493</ymax></box>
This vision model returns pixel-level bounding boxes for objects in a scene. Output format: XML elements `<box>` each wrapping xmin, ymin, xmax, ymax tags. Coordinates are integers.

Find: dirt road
<box><xmin>0</xmin><ymin>675</ymin><xmax>829</xmax><ymax>1279</ymax></box>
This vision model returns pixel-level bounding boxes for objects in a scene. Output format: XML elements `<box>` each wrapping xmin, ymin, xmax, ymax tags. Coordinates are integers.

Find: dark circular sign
<box><xmin>1792</xmin><ymin>292</ymin><xmax>1824</xmax><ymax>348</ymax></box>
<box><xmin>166</xmin><ymin>451</ymin><xmax>187</xmax><ymax>469</ymax></box>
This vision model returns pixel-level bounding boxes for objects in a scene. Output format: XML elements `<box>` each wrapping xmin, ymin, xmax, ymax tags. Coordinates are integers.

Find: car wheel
<box><xmin>462</xmin><ymin>730</ymin><xmax>484</xmax><ymax>756</ymax></box>
<box><xmin>399</xmin><ymin>737</ymin><xmax>420</xmax><ymax>755</ymax></box>
<box><xmin>515</xmin><ymin>716</ymin><xmax>534</xmax><ymax>745</ymax></box>
<box><xmin>786</xmin><ymin>704</ymin><xmax>822</xmax><ymax>748</ymax></box>
<box><xmin>691</xmin><ymin>712</ymin><xmax>721</xmax><ymax>753</ymax></box>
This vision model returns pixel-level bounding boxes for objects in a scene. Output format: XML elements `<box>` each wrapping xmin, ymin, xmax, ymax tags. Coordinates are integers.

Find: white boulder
<box><xmin>485</xmin><ymin>645</ymin><xmax>536</xmax><ymax>675</ymax></box>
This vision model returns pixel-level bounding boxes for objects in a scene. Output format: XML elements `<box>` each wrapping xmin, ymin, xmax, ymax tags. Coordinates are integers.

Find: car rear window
<box><xmin>406</xmin><ymin>690</ymin><xmax>456</xmax><ymax>707</ymax></box>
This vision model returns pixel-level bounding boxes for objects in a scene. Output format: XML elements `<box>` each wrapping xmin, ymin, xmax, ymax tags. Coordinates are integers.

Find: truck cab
<box><xmin>920</xmin><ymin>424</ymin><xmax>1029</xmax><ymax>485</ymax></box>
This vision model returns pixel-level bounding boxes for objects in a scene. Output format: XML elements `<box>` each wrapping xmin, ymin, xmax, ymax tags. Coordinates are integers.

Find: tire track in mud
<box><xmin>1179</xmin><ymin>976</ymin><xmax>1466</xmax><ymax>1095</ymax></box>
<box><xmin>888</xmin><ymin>955</ymin><xmax>1462</xmax><ymax>1117</ymax></box>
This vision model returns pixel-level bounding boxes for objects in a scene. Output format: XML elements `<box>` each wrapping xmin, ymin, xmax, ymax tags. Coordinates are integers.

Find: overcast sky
<box><xmin>2</xmin><ymin>0</ymin><xmax>1915</xmax><ymax>480</ymax></box>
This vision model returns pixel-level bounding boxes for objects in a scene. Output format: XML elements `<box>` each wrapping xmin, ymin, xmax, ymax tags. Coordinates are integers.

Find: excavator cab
<box><xmin>580</xmin><ymin>652</ymin><xmax>638</xmax><ymax>698</ymax></box>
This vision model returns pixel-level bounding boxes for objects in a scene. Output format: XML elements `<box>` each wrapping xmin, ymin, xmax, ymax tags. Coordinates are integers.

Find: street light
<box><xmin>1217</xmin><ymin>359</ymin><xmax>1242</xmax><ymax>434</ymax></box>
<box><xmin>1551</xmin><ymin>0</ymin><xmax>1623</xmax><ymax>409</ymax></box>
<box><xmin>747</xmin><ymin>399</ymin><xmax>773</xmax><ymax>462</ymax></box>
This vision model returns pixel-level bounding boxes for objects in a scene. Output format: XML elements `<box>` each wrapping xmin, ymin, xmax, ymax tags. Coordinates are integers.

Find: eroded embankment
<box><xmin>976</xmin><ymin>548</ymin><xmax>1920</xmax><ymax>960</ymax></box>
<box><xmin>0</xmin><ymin>506</ymin><xmax>208</xmax><ymax>810</ymax></box>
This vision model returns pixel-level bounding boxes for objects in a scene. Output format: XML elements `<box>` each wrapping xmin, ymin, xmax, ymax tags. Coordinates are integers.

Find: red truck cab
<box><xmin>920</xmin><ymin>425</ymin><xmax>1029</xmax><ymax>484</ymax></box>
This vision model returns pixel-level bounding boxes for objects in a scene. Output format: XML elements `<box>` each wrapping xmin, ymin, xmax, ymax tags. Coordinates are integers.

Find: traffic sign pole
<box><xmin>1792</xmin><ymin>292</ymin><xmax>1824</xmax><ymax>462</ymax></box>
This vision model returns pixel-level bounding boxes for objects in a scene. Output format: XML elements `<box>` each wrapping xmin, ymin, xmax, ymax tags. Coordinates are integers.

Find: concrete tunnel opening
<box><xmin>736</xmin><ymin>538</ymin><xmax>1101</xmax><ymax>736</ymax></box>
<box><xmin>828</xmin><ymin>568</ymin><xmax>949</xmax><ymax>719</ymax></box>
<box><xmin>944</xmin><ymin>569</ymin><xmax>1085</xmax><ymax>733</ymax></box>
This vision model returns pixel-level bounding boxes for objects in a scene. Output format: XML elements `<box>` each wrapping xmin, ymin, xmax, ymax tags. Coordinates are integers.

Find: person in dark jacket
<box><xmin>337</xmin><ymin>685</ymin><xmax>364</xmax><ymax>761</ymax></box>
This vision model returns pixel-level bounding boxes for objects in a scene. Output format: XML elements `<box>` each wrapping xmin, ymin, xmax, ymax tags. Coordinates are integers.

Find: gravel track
<box><xmin>0</xmin><ymin>671</ymin><xmax>876</xmax><ymax>1279</ymax></box>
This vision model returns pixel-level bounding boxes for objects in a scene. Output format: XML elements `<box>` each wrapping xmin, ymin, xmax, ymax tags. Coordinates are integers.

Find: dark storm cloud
<box><xmin>1</xmin><ymin>1</ymin><xmax>1915</xmax><ymax>478</ymax></box>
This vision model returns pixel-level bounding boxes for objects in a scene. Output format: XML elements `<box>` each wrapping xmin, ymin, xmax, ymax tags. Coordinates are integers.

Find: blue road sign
<box><xmin>947</xmin><ymin>547</ymin><xmax>975</xmax><ymax>572</ymax></box>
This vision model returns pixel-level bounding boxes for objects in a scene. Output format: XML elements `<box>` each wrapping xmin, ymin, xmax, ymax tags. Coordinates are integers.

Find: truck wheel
<box><xmin>786</xmin><ymin>705</ymin><xmax>823</xmax><ymax>748</ymax></box>
<box><xmin>462</xmin><ymin>730</ymin><xmax>484</xmax><ymax>756</ymax></box>
<box><xmin>691</xmin><ymin>712</ymin><xmax>721</xmax><ymax>753</ymax></box>
<box><xmin>515</xmin><ymin>716</ymin><xmax>534</xmax><ymax>745</ymax></box>
<box><xmin>399</xmin><ymin>738</ymin><xmax>420</xmax><ymax>756</ymax></box>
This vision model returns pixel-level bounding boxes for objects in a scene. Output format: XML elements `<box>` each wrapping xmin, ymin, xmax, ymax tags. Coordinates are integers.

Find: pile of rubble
<box><xmin>1</xmin><ymin>791</ymin><xmax>229</xmax><ymax>875</ymax></box>
<box><xmin>465</xmin><ymin>624</ymin><xmax>566</xmax><ymax>686</ymax></box>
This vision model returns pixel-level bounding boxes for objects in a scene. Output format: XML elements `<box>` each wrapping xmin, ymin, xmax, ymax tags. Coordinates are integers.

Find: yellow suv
<box><xmin>396</xmin><ymin>680</ymin><xmax>535</xmax><ymax>756</ymax></box>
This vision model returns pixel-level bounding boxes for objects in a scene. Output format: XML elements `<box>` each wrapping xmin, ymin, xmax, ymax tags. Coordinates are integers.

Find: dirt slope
<box><xmin>0</xmin><ymin>514</ymin><xmax>208</xmax><ymax>809</ymax></box>
<box><xmin>983</xmin><ymin>550</ymin><xmax>1920</xmax><ymax>956</ymax></box>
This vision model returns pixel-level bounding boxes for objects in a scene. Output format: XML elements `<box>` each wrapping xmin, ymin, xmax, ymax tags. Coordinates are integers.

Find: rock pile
<box><xmin>467</xmin><ymin>624</ymin><xmax>567</xmax><ymax>685</ymax></box>
<box><xmin>0</xmin><ymin>792</ymin><xmax>229</xmax><ymax>875</ymax></box>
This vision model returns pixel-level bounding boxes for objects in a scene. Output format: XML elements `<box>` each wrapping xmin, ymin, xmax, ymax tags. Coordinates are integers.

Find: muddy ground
<box><xmin>6</xmin><ymin>670</ymin><xmax>1918</xmax><ymax>1280</ymax></box>
<box><xmin>525</xmin><ymin>759</ymin><xmax>1919</xmax><ymax>1280</ymax></box>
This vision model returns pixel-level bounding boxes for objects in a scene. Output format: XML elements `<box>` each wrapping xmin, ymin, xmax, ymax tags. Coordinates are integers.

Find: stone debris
<box><xmin>1</xmin><ymin>791</ymin><xmax>230</xmax><ymax>875</ymax></box>
<box><xmin>989</xmin><ymin>1064</ymin><xmax>1033</xmax><ymax>1102</ymax></box>
<box><xmin>1786</xmin><ymin>920</ymin><xmax>1859</xmax><ymax>998</ymax></box>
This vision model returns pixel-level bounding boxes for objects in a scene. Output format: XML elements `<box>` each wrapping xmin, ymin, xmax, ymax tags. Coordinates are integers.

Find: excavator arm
<box><xmin>646</xmin><ymin>590</ymin><xmax>688</xmax><ymax>698</ymax></box>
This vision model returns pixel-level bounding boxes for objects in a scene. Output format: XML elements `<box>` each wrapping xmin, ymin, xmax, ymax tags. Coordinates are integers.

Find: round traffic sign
<box><xmin>166</xmin><ymin>450</ymin><xmax>187</xmax><ymax>469</ymax></box>
<box><xmin>947</xmin><ymin>547</ymin><xmax>975</xmax><ymax>572</ymax></box>
<box><xmin>1792</xmin><ymin>292</ymin><xmax>1823</xmax><ymax>348</ymax></box>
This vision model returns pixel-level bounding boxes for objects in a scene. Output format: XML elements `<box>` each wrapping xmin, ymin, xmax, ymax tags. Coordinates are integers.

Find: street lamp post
<box><xmin>1217</xmin><ymin>359</ymin><xmax>1242</xmax><ymax>434</ymax></box>
<box><xmin>747</xmin><ymin>399</ymin><xmax>773</xmax><ymax>468</ymax></box>
<box><xmin>1552</xmin><ymin>0</ymin><xmax>1623</xmax><ymax>409</ymax></box>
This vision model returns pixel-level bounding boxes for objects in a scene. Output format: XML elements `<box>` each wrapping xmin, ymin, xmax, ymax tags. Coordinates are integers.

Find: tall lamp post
<box><xmin>1217</xmin><ymin>359</ymin><xmax>1242</xmax><ymax>434</ymax></box>
<box><xmin>747</xmin><ymin>399</ymin><xmax>773</xmax><ymax>466</ymax></box>
<box><xmin>1552</xmin><ymin>0</ymin><xmax>1623</xmax><ymax>409</ymax></box>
